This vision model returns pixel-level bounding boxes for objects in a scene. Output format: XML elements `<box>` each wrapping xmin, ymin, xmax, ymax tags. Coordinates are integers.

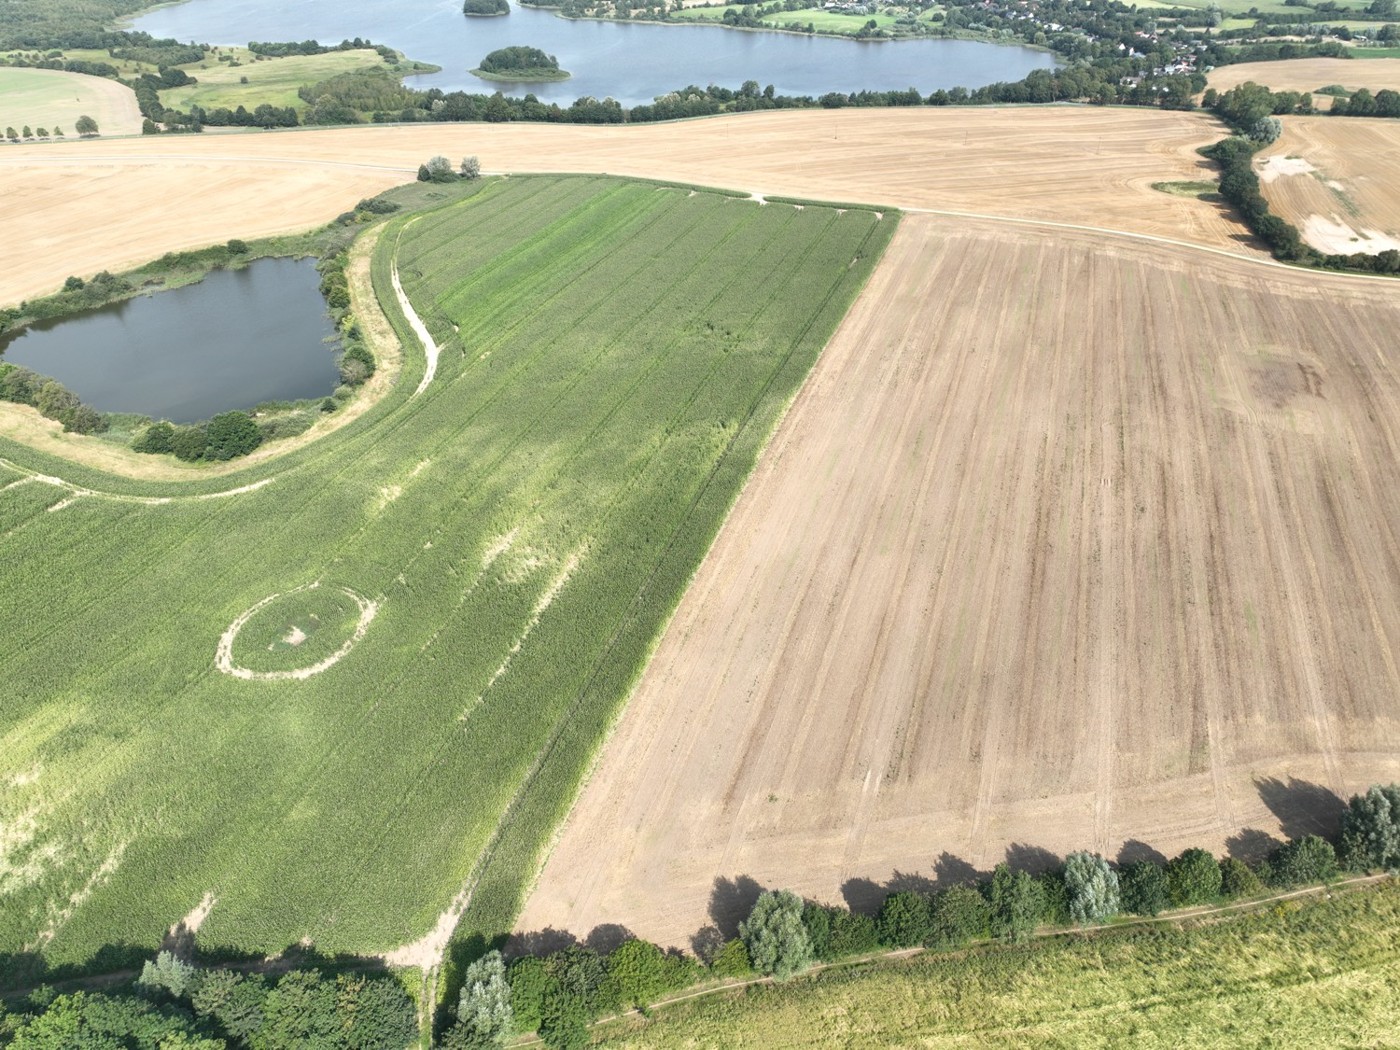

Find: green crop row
<box><xmin>0</xmin><ymin>176</ymin><xmax>893</xmax><ymax>987</ymax></box>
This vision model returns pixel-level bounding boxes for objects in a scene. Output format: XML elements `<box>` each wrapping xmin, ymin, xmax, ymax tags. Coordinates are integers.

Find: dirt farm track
<box><xmin>5</xmin><ymin>107</ymin><xmax>1400</xmax><ymax>949</ymax></box>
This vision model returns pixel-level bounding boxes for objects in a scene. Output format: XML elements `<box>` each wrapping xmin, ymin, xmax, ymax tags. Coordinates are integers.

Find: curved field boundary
<box><xmin>390</xmin><ymin>220</ymin><xmax>443</xmax><ymax>398</ymax></box>
<box><xmin>0</xmin><ymin>457</ymin><xmax>274</xmax><ymax>506</ymax></box>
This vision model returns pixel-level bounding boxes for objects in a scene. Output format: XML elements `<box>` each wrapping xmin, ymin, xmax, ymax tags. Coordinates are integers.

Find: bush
<box><xmin>190</xmin><ymin>969</ymin><xmax>265</xmax><ymax>1042</ymax></box>
<box><xmin>708</xmin><ymin>938</ymin><xmax>752</xmax><ymax>978</ymax></box>
<box><xmin>1036</xmin><ymin>868</ymin><xmax>1072</xmax><ymax>927</ymax></box>
<box><xmin>257</xmin><ymin>412</ymin><xmax>315</xmax><ymax>442</ymax></box>
<box><xmin>132</xmin><ymin>421</ymin><xmax>176</xmax><ymax>454</ymax></box>
<box><xmin>419</xmin><ymin>155</ymin><xmax>458</xmax><ymax>182</ymax></box>
<box><xmin>876</xmin><ymin>890</ymin><xmax>932</xmax><ymax>948</ymax></box>
<box><xmin>204</xmin><ymin>411</ymin><xmax>262</xmax><ymax>460</ymax></box>
<box><xmin>1266</xmin><ymin>835</ymin><xmax>1337</xmax><ymax>888</ymax></box>
<box><xmin>137</xmin><ymin>951</ymin><xmax>196</xmax><ymax>999</ymax></box>
<box><xmin>226</xmin><ymin>238</ymin><xmax>249</xmax><ymax>254</ymax></box>
<box><xmin>1219</xmin><ymin>857</ymin><xmax>1264</xmax><ymax>900</ymax></box>
<box><xmin>986</xmin><ymin>863</ymin><xmax>1043</xmax><ymax>943</ymax></box>
<box><xmin>452</xmin><ymin>950</ymin><xmax>512</xmax><ymax>1046</ymax></box>
<box><xmin>607</xmin><ymin>939</ymin><xmax>669</xmax><ymax>1009</ymax></box>
<box><xmin>506</xmin><ymin>957</ymin><xmax>550</xmax><ymax>1034</ymax></box>
<box><xmin>1339</xmin><ymin>784</ymin><xmax>1400</xmax><ymax>872</ymax></box>
<box><xmin>1167</xmin><ymin>848</ymin><xmax>1222</xmax><ymax>906</ymax></box>
<box><xmin>340</xmin><ymin>343</ymin><xmax>376</xmax><ymax>385</ymax></box>
<box><xmin>740</xmin><ymin>890</ymin><xmax>813</xmax><ymax>979</ymax></box>
<box><xmin>1121</xmin><ymin>861</ymin><xmax>1170</xmax><ymax>916</ymax></box>
<box><xmin>170</xmin><ymin>425</ymin><xmax>208</xmax><ymax>462</ymax></box>
<box><xmin>1063</xmin><ymin>852</ymin><xmax>1121</xmax><ymax>925</ymax></box>
<box><xmin>927</xmin><ymin>885</ymin><xmax>991</xmax><ymax>948</ymax></box>
<box><xmin>826</xmin><ymin>909</ymin><xmax>879</xmax><ymax>957</ymax></box>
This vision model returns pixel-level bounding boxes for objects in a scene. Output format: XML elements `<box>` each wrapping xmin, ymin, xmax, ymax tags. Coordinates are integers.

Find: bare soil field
<box><xmin>0</xmin><ymin>106</ymin><xmax>1244</xmax><ymax>305</ymax></box>
<box><xmin>1257</xmin><ymin>116</ymin><xmax>1400</xmax><ymax>253</ymax></box>
<box><xmin>1207</xmin><ymin>57</ymin><xmax>1400</xmax><ymax>97</ymax></box>
<box><xmin>518</xmin><ymin>213</ymin><xmax>1400</xmax><ymax>948</ymax></box>
<box><xmin>0</xmin><ymin>67</ymin><xmax>142</xmax><ymax>138</ymax></box>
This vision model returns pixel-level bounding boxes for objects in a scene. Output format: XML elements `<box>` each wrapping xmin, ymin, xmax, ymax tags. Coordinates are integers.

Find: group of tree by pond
<box><xmin>0</xmin><ymin>212</ymin><xmax>393</xmax><ymax>461</ymax></box>
<box><xmin>1203</xmin><ymin>80</ymin><xmax>1400</xmax><ymax>274</ymax></box>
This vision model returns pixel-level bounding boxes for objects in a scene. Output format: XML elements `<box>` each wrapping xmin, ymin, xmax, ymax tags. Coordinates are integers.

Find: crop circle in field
<box><xmin>216</xmin><ymin>583</ymin><xmax>377</xmax><ymax>681</ymax></box>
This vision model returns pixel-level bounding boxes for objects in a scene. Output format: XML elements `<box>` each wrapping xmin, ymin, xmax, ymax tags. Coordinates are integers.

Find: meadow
<box><xmin>596</xmin><ymin>881</ymin><xmax>1400</xmax><ymax>1047</ymax></box>
<box><xmin>0</xmin><ymin>67</ymin><xmax>141</xmax><ymax>136</ymax></box>
<box><xmin>0</xmin><ymin>175</ymin><xmax>890</xmax><ymax>981</ymax></box>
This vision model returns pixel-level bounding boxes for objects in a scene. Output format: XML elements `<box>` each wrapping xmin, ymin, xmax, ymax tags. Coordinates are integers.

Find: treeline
<box><xmin>1327</xmin><ymin>86</ymin><xmax>1400</xmax><ymax>116</ymax></box>
<box><xmin>436</xmin><ymin>781</ymin><xmax>1400</xmax><ymax>1048</ymax></box>
<box><xmin>249</xmin><ymin>37</ymin><xmax>396</xmax><ymax>60</ymax></box>
<box><xmin>1204</xmin><ymin>82</ymin><xmax>1400</xmax><ymax>274</ymax></box>
<box><xmin>0</xmin><ymin>954</ymin><xmax>416</xmax><ymax>1048</ymax></box>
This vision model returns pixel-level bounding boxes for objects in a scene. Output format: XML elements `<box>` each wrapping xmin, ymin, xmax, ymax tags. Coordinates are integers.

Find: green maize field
<box><xmin>0</xmin><ymin>175</ymin><xmax>893</xmax><ymax>981</ymax></box>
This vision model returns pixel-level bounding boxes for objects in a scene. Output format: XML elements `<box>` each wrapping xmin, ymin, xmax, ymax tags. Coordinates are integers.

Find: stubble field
<box><xmin>0</xmin><ymin>106</ymin><xmax>1243</xmax><ymax>306</ymax></box>
<box><xmin>1206</xmin><ymin>57</ymin><xmax>1400</xmax><ymax>97</ymax></box>
<box><xmin>1255</xmin><ymin>115</ymin><xmax>1400</xmax><ymax>254</ymax></box>
<box><xmin>520</xmin><ymin>212</ymin><xmax>1400</xmax><ymax>947</ymax></box>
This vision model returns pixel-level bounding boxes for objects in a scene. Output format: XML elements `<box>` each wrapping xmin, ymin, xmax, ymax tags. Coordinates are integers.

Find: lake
<box><xmin>0</xmin><ymin>259</ymin><xmax>342</xmax><ymax>423</ymax></box>
<box><xmin>131</xmin><ymin>0</ymin><xmax>1056</xmax><ymax>106</ymax></box>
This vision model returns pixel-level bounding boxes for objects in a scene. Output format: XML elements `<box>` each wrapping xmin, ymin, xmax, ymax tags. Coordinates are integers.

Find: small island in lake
<box><xmin>462</xmin><ymin>0</ymin><xmax>509</xmax><ymax>16</ymax></box>
<box><xmin>471</xmin><ymin>45</ymin><xmax>571</xmax><ymax>82</ymax></box>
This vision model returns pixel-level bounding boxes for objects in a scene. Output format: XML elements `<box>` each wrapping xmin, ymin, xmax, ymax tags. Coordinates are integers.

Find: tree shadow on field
<box><xmin>1226</xmin><ymin>828</ymin><xmax>1284</xmax><ymax>865</ymax></box>
<box><xmin>1254</xmin><ymin>776</ymin><xmax>1345</xmax><ymax>841</ymax></box>
<box><xmin>708</xmin><ymin>875</ymin><xmax>765</xmax><ymax>940</ymax></box>
<box><xmin>840</xmin><ymin>877</ymin><xmax>885</xmax><ymax>915</ymax></box>
<box><xmin>506</xmin><ymin>927</ymin><xmax>579</xmax><ymax>960</ymax></box>
<box><xmin>933</xmin><ymin>852</ymin><xmax>985</xmax><ymax>888</ymax></box>
<box><xmin>583</xmin><ymin>924</ymin><xmax>635</xmax><ymax>955</ymax></box>
<box><xmin>690</xmin><ymin>925</ymin><xmax>726</xmax><ymax>964</ymax></box>
<box><xmin>1004</xmin><ymin>843</ymin><xmax>1061</xmax><ymax>873</ymax></box>
<box><xmin>1117</xmin><ymin>839</ymin><xmax>1166</xmax><ymax>866</ymax></box>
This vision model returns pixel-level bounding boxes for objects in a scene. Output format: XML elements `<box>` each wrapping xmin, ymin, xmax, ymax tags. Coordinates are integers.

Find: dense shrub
<box><xmin>876</xmin><ymin>890</ymin><xmax>933</xmax><ymax>948</ymax></box>
<box><xmin>1339</xmin><ymin>784</ymin><xmax>1400</xmax><ymax>872</ymax></box>
<box><xmin>1121</xmin><ymin>860</ymin><xmax>1170</xmax><ymax>917</ymax></box>
<box><xmin>132</xmin><ymin>420</ymin><xmax>175</xmax><ymax>454</ymax></box>
<box><xmin>986</xmin><ymin>863</ymin><xmax>1043</xmax><ymax>943</ymax></box>
<box><xmin>927</xmin><ymin>885</ymin><xmax>991</xmax><ymax>948</ymax></box>
<box><xmin>1167</xmin><ymin>848</ymin><xmax>1222</xmax><ymax>906</ymax></box>
<box><xmin>1219</xmin><ymin>857</ymin><xmax>1264</xmax><ymax>900</ymax></box>
<box><xmin>740</xmin><ymin>890</ymin><xmax>813</xmax><ymax>979</ymax></box>
<box><xmin>1063</xmin><ymin>852</ymin><xmax>1121</xmax><ymax>925</ymax></box>
<box><xmin>1265</xmin><ymin>835</ymin><xmax>1337</xmax><ymax>888</ymax></box>
<box><xmin>170</xmin><ymin>424</ymin><xmax>208</xmax><ymax>462</ymax></box>
<box><xmin>707</xmin><ymin>938</ymin><xmax>753</xmax><ymax>978</ymax></box>
<box><xmin>204</xmin><ymin>411</ymin><xmax>262</xmax><ymax>461</ymax></box>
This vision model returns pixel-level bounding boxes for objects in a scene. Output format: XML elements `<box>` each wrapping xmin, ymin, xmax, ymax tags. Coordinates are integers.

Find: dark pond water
<box><xmin>0</xmin><ymin>259</ymin><xmax>341</xmax><ymax>424</ymax></box>
<box><xmin>132</xmin><ymin>0</ymin><xmax>1056</xmax><ymax>106</ymax></box>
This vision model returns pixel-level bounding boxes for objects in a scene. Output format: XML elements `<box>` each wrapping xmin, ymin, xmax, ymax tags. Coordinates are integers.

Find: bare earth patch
<box><xmin>1258</xmin><ymin>116</ymin><xmax>1400</xmax><ymax>254</ymax></box>
<box><xmin>518</xmin><ymin>214</ymin><xmax>1400</xmax><ymax>948</ymax></box>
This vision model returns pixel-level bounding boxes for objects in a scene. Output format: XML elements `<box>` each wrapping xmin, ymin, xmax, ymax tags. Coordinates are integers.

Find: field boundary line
<box><xmin>509</xmin><ymin>873</ymin><xmax>1396</xmax><ymax>1046</ymax></box>
<box><xmin>899</xmin><ymin>205</ymin><xmax>1400</xmax><ymax>286</ymax></box>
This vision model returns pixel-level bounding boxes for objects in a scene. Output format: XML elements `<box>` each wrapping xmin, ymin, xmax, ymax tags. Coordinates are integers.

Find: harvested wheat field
<box><xmin>518</xmin><ymin>213</ymin><xmax>1400</xmax><ymax>948</ymax></box>
<box><xmin>0</xmin><ymin>106</ymin><xmax>1245</xmax><ymax>305</ymax></box>
<box><xmin>1257</xmin><ymin>115</ymin><xmax>1400</xmax><ymax>254</ymax></box>
<box><xmin>1207</xmin><ymin>57</ymin><xmax>1400</xmax><ymax>98</ymax></box>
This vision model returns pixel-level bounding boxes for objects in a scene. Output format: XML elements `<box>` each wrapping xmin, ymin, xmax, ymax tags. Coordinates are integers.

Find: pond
<box><xmin>0</xmin><ymin>258</ymin><xmax>342</xmax><ymax>424</ymax></box>
<box><xmin>131</xmin><ymin>0</ymin><xmax>1056</xmax><ymax>106</ymax></box>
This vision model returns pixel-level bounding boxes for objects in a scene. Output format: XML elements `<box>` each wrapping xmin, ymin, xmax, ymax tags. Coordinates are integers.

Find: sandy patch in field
<box><xmin>1258</xmin><ymin>116</ymin><xmax>1400</xmax><ymax>254</ymax></box>
<box><xmin>1207</xmin><ymin>57</ymin><xmax>1400</xmax><ymax>97</ymax></box>
<box><xmin>0</xmin><ymin>67</ymin><xmax>142</xmax><ymax>138</ymax></box>
<box><xmin>1256</xmin><ymin>155</ymin><xmax>1317</xmax><ymax>182</ymax></box>
<box><xmin>1301</xmin><ymin>214</ymin><xmax>1400</xmax><ymax>254</ymax></box>
<box><xmin>518</xmin><ymin>214</ymin><xmax>1400</xmax><ymax>948</ymax></box>
<box><xmin>0</xmin><ymin>107</ymin><xmax>1248</xmax><ymax>308</ymax></box>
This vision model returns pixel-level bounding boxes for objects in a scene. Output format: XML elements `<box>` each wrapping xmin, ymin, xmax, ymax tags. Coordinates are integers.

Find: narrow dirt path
<box><xmin>390</xmin><ymin>221</ymin><xmax>442</xmax><ymax>398</ymax></box>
